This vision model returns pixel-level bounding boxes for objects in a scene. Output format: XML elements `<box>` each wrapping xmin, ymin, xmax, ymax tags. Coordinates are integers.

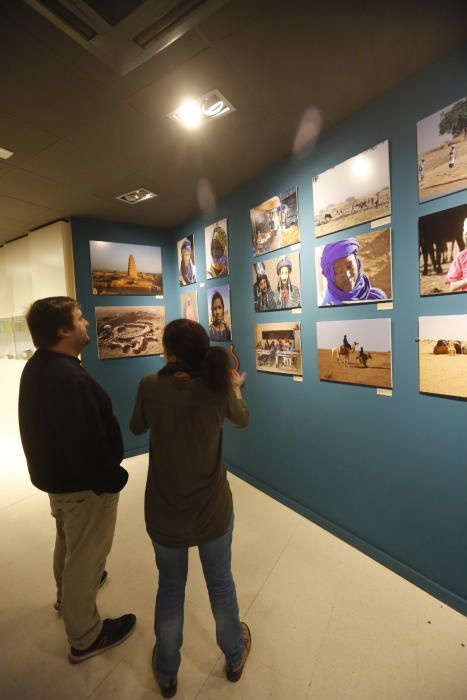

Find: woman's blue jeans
<box><xmin>152</xmin><ymin>517</ymin><xmax>243</xmax><ymax>681</ymax></box>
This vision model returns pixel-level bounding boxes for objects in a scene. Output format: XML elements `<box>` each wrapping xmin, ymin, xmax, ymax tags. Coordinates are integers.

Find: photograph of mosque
<box><xmin>95</xmin><ymin>306</ymin><xmax>165</xmax><ymax>359</ymax></box>
<box><xmin>90</xmin><ymin>240</ymin><xmax>163</xmax><ymax>295</ymax></box>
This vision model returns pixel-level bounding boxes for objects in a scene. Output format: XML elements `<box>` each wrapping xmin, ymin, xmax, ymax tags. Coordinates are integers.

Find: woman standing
<box><xmin>130</xmin><ymin>320</ymin><xmax>250</xmax><ymax>698</ymax></box>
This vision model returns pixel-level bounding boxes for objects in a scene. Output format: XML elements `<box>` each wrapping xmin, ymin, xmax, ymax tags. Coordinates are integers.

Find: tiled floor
<box><xmin>2</xmin><ymin>446</ymin><xmax>467</xmax><ymax>699</ymax></box>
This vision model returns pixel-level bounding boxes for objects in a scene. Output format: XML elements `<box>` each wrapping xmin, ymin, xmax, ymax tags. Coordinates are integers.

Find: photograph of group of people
<box><xmin>252</xmin><ymin>252</ymin><xmax>302</xmax><ymax>312</ymax></box>
<box><xmin>254</xmin><ymin>322</ymin><xmax>302</xmax><ymax>376</ymax></box>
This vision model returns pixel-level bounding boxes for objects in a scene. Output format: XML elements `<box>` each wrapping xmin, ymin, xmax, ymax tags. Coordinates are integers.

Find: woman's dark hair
<box><xmin>211</xmin><ymin>291</ymin><xmax>224</xmax><ymax>315</ymax></box>
<box><xmin>26</xmin><ymin>296</ymin><xmax>77</xmax><ymax>348</ymax></box>
<box><xmin>163</xmin><ymin>319</ymin><xmax>230</xmax><ymax>395</ymax></box>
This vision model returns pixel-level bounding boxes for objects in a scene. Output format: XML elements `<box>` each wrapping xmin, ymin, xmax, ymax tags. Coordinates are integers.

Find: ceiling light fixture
<box><xmin>0</xmin><ymin>146</ymin><xmax>14</xmax><ymax>159</ymax></box>
<box><xmin>116</xmin><ymin>188</ymin><xmax>158</xmax><ymax>205</ymax></box>
<box><xmin>169</xmin><ymin>89</ymin><xmax>235</xmax><ymax>129</ymax></box>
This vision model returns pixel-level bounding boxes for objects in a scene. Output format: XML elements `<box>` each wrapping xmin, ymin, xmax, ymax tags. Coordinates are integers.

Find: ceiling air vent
<box><xmin>116</xmin><ymin>188</ymin><xmax>158</xmax><ymax>205</ymax></box>
<box><xmin>25</xmin><ymin>0</ymin><xmax>230</xmax><ymax>75</ymax></box>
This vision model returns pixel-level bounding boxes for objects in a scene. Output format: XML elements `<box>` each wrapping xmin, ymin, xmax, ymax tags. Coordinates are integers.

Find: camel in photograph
<box><xmin>331</xmin><ymin>341</ymin><xmax>358</xmax><ymax>367</ymax></box>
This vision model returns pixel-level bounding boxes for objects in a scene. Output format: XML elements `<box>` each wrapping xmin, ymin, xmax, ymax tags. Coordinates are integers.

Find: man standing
<box><xmin>18</xmin><ymin>297</ymin><xmax>136</xmax><ymax>663</ymax></box>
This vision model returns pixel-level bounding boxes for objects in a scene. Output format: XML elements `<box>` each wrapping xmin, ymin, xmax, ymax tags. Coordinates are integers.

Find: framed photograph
<box><xmin>419</xmin><ymin>315</ymin><xmax>467</xmax><ymax>398</ymax></box>
<box><xmin>417</xmin><ymin>97</ymin><xmax>467</xmax><ymax>203</ymax></box>
<box><xmin>90</xmin><ymin>240</ymin><xmax>163</xmax><ymax>295</ymax></box>
<box><xmin>252</xmin><ymin>251</ymin><xmax>301</xmax><ymax>312</ymax></box>
<box><xmin>180</xmin><ymin>290</ymin><xmax>199</xmax><ymax>322</ymax></box>
<box><xmin>177</xmin><ymin>234</ymin><xmax>197</xmax><ymax>286</ymax></box>
<box><xmin>313</xmin><ymin>141</ymin><xmax>391</xmax><ymax>237</ymax></box>
<box><xmin>251</xmin><ymin>186</ymin><xmax>300</xmax><ymax>256</ymax></box>
<box><xmin>419</xmin><ymin>203</ymin><xmax>467</xmax><ymax>296</ymax></box>
<box><xmin>315</xmin><ymin>228</ymin><xmax>392</xmax><ymax>306</ymax></box>
<box><xmin>95</xmin><ymin>306</ymin><xmax>165</xmax><ymax>359</ymax></box>
<box><xmin>207</xmin><ymin>284</ymin><xmax>232</xmax><ymax>341</ymax></box>
<box><xmin>205</xmin><ymin>219</ymin><xmax>229</xmax><ymax>279</ymax></box>
<box><xmin>316</xmin><ymin>318</ymin><xmax>392</xmax><ymax>388</ymax></box>
<box><xmin>254</xmin><ymin>322</ymin><xmax>302</xmax><ymax>376</ymax></box>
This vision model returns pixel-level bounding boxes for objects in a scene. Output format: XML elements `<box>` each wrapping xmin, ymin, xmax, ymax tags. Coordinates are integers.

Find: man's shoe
<box><xmin>152</xmin><ymin>645</ymin><xmax>178</xmax><ymax>698</ymax></box>
<box><xmin>68</xmin><ymin>613</ymin><xmax>136</xmax><ymax>664</ymax></box>
<box><xmin>54</xmin><ymin>570</ymin><xmax>108</xmax><ymax>614</ymax></box>
<box><xmin>226</xmin><ymin>622</ymin><xmax>251</xmax><ymax>682</ymax></box>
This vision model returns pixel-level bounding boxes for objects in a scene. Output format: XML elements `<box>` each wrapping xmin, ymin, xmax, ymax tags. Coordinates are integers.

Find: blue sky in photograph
<box><xmin>90</xmin><ymin>240</ymin><xmax>162</xmax><ymax>273</ymax></box>
<box><xmin>317</xmin><ymin>318</ymin><xmax>391</xmax><ymax>351</ymax></box>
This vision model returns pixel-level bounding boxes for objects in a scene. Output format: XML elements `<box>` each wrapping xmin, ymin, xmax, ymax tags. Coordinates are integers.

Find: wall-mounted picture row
<box><xmin>90</xmin><ymin>240</ymin><xmax>163</xmax><ymax>296</ymax></box>
<box><xmin>417</xmin><ymin>96</ymin><xmax>467</xmax><ymax>203</ymax></box>
<box><xmin>178</xmin><ymin>234</ymin><xmax>197</xmax><ymax>286</ymax></box>
<box><xmin>95</xmin><ymin>306</ymin><xmax>165</xmax><ymax>359</ymax></box>
<box><xmin>180</xmin><ymin>290</ymin><xmax>199</xmax><ymax>322</ymax></box>
<box><xmin>419</xmin><ymin>202</ymin><xmax>467</xmax><ymax>296</ymax></box>
<box><xmin>251</xmin><ymin>187</ymin><xmax>300</xmax><ymax>257</ymax></box>
<box><xmin>254</xmin><ymin>322</ymin><xmax>302</xmax><ymax>376</ymax></box>
<box><xmin>313</xmin><ymin>140</ymin><xmax>391</xmax><ymax>237</ymax></box>
<box><xmin>252</xmin><ymin>251</ymin><xmax>301</xmax><ymax>312</ymax></box>
<box><xmin>419</xmin><ymin>314</ymin><xmax>467</xmax><ymax>398</ymax></box>
<box><xmin>207</xmin><ymin>283</ymin><xmax>232</xmax><ymax>341</ymax></box>
<box><xmin>316</xmin><ymin>318</ymin><xmax>392</xmax><ymax>389</ymax></box>
<box><xmin>205</xmin><ymin>219</ymin><xmax>229</xmax><ymax>279</ymax></box>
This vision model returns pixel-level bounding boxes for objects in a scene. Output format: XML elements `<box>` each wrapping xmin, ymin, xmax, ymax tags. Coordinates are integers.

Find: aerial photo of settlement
<box><xmin>95</xmin><ymin>306</ymin><xmax>165</xmax><ymax>359</ymax></box>
<box><xmin>90</xmin><ymin>240</ymin><xmax>163</xmax><ymax>295</ymax></box>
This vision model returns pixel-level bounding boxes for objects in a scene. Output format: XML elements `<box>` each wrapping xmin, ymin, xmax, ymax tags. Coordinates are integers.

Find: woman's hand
<box><xmin>230</xmin><ymin>369</ymin><xmax>246</xmax><ymax>397</ymax></box>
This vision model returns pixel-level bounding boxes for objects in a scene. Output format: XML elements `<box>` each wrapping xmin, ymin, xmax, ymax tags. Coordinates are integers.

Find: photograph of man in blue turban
<box><xmin>316</xmin><ymin>229</ymin><xmax>392</xmax><ymax>306</ymax></box>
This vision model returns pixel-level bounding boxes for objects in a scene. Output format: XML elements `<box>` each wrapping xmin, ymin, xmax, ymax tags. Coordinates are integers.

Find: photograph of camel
<box><xmin>251</xmin><ymin>187</ymin><xmax>300</xmax><ymax>256</ymax></box>
<box><xmin>315</xmin><ymin>228</ymin><xmax>392</xmax><ymax>306</ymax></box>
<box><xmin>417</xmin><ymin>97</ymin><xmax>467</xmax><ymax>203</ymax></box>
<box><xmin>316</xmin><ymin>318</ymin><xmax>392</xmax><ymax>388</ymax></box>
<box><xmin>95</xmin><ymin>306</ymin><xmax>165</xmax><ymax>359</ymax></box>
<box><xmin>419</xmin><ymin>202</ymin><xmax>467</xmax><ymax>296</ymax></box>
<box><xmin>90</xmin><ymin>240</ymin><xmax>163</xmax><ymax>295</ymax></box>
<box><xmin>419</xmin><ymin>314</ymin><xmax>467</xmax><ymax>398</ymax></box>
<box><xmin>313</xmin><ymin>141</ymin><xmax>391</xmax><ymax>237</ymax></box>
<box><xmin>254</xmin><ymin>322</ymin><xmax>302</xmax><ymax>376</ymax></box>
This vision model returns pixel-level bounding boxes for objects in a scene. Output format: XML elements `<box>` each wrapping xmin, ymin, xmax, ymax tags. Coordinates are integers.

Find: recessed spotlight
<box><xmin>169</xmin><ymin>89</ymin><xmax>235</xmax><ymax>129</ymax></box>
<box><xmin>116</xmin><ymin>188</ymin><xmax>158</xmax><ymax>205</ymax></box>
<box><xmin>0</xmin><ymin>146</ymin><xmax>14</xmax><ymax>159</ymax></box>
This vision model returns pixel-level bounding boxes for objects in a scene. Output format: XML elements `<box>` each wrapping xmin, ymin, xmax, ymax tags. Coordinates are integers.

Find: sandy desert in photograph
<box><xmin>317</xmin><ymin>349</ymin><xmax>392</xmax><ymax>388</ymax></box>
<box><xmin>419</xmin><ymin>339</ymin><xmax>467</xmax><ymax>397</ymax></box>
<box><xmin>418</xmin><ymin>138</ymin><xmax>467</xmax><ymax>202</ymax></box>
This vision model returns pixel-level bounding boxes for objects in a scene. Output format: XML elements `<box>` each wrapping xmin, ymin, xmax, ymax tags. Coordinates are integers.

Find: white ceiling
<box><xmin>0</xmin><ymin>0</ymin><xmax>466</xmax><ymax>245</ymax></box>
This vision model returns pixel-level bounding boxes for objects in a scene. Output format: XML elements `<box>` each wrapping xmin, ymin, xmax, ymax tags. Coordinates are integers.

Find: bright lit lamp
<box><xmin>176</xmin><ymin>100</ymin><xmax>202</xmax><ymax>129</ymax></box>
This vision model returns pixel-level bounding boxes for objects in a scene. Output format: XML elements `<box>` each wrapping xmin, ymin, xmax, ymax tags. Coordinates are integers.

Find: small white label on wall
<box><xmin>376</xmin><ymin>388</ymin><xmax>392</xmax><ymax>397</ymax></box>
<box><xmin>293</xmin><ymin>376</ymin><xmax>303</xmax><ymax>382</ymax></box>
<box><xmin>377</xmin><ymin>302</ymin><xmax>393</xmax><ymax>310</ymax></box>
<box><xmin>156</xmin><ymin>295</ymin><xmax>164</xmax><ymax>299</ymax></box>
<box><xmin>292</xmin><ymin>308</ymin><xmax>302</xmax><ymax>314</ymax></box>
<box><xmin>371</xmin><ymin>216</ymin><xmax>391</xmax><ymax>228</ymax></box>
<box><xmin>200</xmin><ymin>282</ymin><xmax>205</xmax><ymax>288</ymax></box>
<box><xmin>290</xmin><ymin>243</ymin><xmax>301</xmax><ymax>251</ymax></box>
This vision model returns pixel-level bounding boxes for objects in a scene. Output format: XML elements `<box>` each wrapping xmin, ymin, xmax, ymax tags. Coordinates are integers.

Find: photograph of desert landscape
<box><xmin>417</xmin><ymin>97</ymin><xmax>467</xmax><ymax>203</ymax></box>
<box><xmin>251</xmin><ymin>187</ymin><xmax>300</xmax><ymax>256</ymax></box>
<box><xmin>316</xmin><ymin>318</ymin><xmax>392</xmax><ymax>388</ymax></box>
<box><xmin>254</xmin><ymin>322</ymin><xmax>302</xmax><ymax>376</ymax></box>
<box><xmin>419</xmin><ymin>314</ymin><xmax>467</xmax><ymax>398</ymax></box>
<box><xmin>419</xmin><ymin>202</ymin><xmax>467</xmax><ymax>296</ymax></box>
<box><xmin>313</xmin><ymin>141</ymin><xmax>391</xmax><ymax>237</ymax></box>
<box><xmin>315</xmin><ymin>228</ymin><xmax>392</xmax><ymax>306</ymax></box>
<box><xmin>90</xmin><ymin>240</ymin><xmax>163</xmax><ymax>296</ymax></box>
<box><xmin>95</xmin><ymin>306</ymin><xmax>165</xmax><ymax>359</ymax></box>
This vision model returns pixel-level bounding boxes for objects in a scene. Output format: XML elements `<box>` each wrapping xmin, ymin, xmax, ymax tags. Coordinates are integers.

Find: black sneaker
<box><xmin>68</xmin><ymin>613</ymin><xmax>136</xmax><ymax>664</ymax></box>
<box><xmin>226</xmin><ymin>622</ymin><xmax>251</xmax><ymax>682</ymax></box>
<box><xmin>54</xmin><ymin>570</ymin><xmax>108</xmax><ymax>615</ymax></box>
<box><xmin>151</xmin><ymin>645</ymin><xmax>178</xmax><ymax>698</ymax></box>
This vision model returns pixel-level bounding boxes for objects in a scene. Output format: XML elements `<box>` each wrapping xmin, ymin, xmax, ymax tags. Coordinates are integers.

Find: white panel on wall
<box><xmin>6</xmin><ymin>237</ymin><xmax>33</xmax><ymax>318</ymax></box>
<box><xmin>0</xmin><ymin>247</ymin><xmax>13</xmax><ymax>318</ymax></box>
<box><xmin>29</xmin><ymin>221</ymin><xmax>74</xmax><ymax>300</ymax></box>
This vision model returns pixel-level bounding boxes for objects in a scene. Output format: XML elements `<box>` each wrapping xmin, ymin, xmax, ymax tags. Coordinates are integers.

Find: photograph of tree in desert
<box><xmin>315</xmin><ymin>228</ymin><xmax>392</xmax><ymax>306</ymax></box>
<box><xmin>95</xmin><ymin>306</ymin><xmax>165</xmax><ymax>359</ymax></box>
<box><xmin>419</xmin><ymin>202</ymin><xmax>467</xmax><ymax>296</ymax></box>
<box><xmin>316</xmin><ymin>318</ymin><xmax>392</xmax><ymax>388</ymax></box>
<box><xmin>313</xmin><ymin>141</ymin><xmax>391</xmax><ymax>237</ymax></box>
<box><xmin>419</xmin><ymin>314</ymin><xmax>467</xmax><ymax>398</ymax></box>
<box><xmin>417</xmin><ymin>96</ymin><xmax>467</xmax><ymax>202</ymax></box>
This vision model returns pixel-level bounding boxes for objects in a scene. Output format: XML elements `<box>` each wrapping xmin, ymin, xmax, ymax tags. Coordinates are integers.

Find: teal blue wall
<box><xmin>71</xmin><ymin>217</ymin><xmax>176</xmax><ymax>455</ymax></box>
<box><xmin>172</xmin><ymin>46</ymin><xmax>467</xmax><ymax>614</ymax></box>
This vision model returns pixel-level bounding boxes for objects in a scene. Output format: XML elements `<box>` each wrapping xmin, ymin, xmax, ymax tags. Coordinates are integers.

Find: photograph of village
<box><xmin>95</xmin><ymin>306</ymin><xmax>165</xmax><ymax>359</ymax></box>
<box><xmin>254</xmin><ymin>322</ymin><xmax>302</xmax><ymax>376</ymax></box>
<box><xmin>90</xmin><ymin>240</ymin><xmax>163</xmax><ymax>295</ymax></box>
<box><xmin>313</xmin><ymin>141</ymin><xmax>391</xmax><ymax>237</ymax></box>
<box><xmin>419</xmin><ymin>202</ymin><xmax>467</xmax><ymax>296</ymax></box>
<box><xmin>419</xmin><ymin>314</ymin><xmax>467</xmax><ymax>398</ymax></box>
<box><xmin>316</xmin><ymin>318</ymin><xmax>392</xmax><ymax>388</ymax></box>
<box><xmin>250</xmin><ymin>187</ymin><xmax>300</xmax><ymax>256</ymax></box>
<box><xmin>315</xmin><ymin>228</ymin><xmax>392</xmax><ymax>306</ymax></box>
<box><xmin>417</xmin><ymin>96</ymin><xmax>467</xmax><ymax>203</ymax></box>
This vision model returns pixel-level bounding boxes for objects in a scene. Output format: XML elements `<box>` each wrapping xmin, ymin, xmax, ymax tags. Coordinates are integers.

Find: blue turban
<box><xmin>320</xmin><ymin>238</ymin><xmax>386</xmax><ymax>304</ymax></box>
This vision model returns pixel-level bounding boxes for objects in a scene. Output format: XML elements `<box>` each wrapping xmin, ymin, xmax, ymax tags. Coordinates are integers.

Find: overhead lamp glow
<box><xmin>169</xmin><ymin>89</ymin><xmax>235</xmax><ymax>129</ymax></box>
<box><xmin>352</xmin><ymin>154</ymin><xmax>372</xmax><ymax>177</ymax></box>
<box><xmin>177</xmin><ymin>100</ymin><xmax>202</xmax><ymax>129</ymax></box>
<box><xmin>0</xmin><ymin>146</ymin><xmax>14</xmax><ymax>160</ymax></box>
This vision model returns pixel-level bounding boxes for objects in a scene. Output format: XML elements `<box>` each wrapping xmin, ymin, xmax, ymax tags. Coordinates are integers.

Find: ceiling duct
<box><xmin>24</xmin><ymin>0</ymin><xmax>230</xmax><ymax>75</ymax></box>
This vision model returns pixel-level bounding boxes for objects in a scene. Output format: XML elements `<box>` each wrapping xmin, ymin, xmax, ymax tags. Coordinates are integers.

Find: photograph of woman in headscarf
<box><xmin>208</xmin><ymin>286</ymin><xmax>232</xmax><ymax>341</ymax></box>
<box><xmin>205</xmin><ymin>220</ymin><xmax>229</xmax><ymax>279</ymax></box>
<box><xmin>178</xmin><ymin>236</ymin><xmax>197</xmax><ymax>286</ymax></box>
<box><xmin>315</xmin><ymin>229</ymin><xmax>392</xmax><ymax>306</ymax></box>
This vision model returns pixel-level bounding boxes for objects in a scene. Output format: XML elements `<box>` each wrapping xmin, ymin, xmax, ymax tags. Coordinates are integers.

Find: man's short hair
<box><xmin>26</xmin><ymin>296</ymin><xmax>78</xmax><ymax>348</ymax></box>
